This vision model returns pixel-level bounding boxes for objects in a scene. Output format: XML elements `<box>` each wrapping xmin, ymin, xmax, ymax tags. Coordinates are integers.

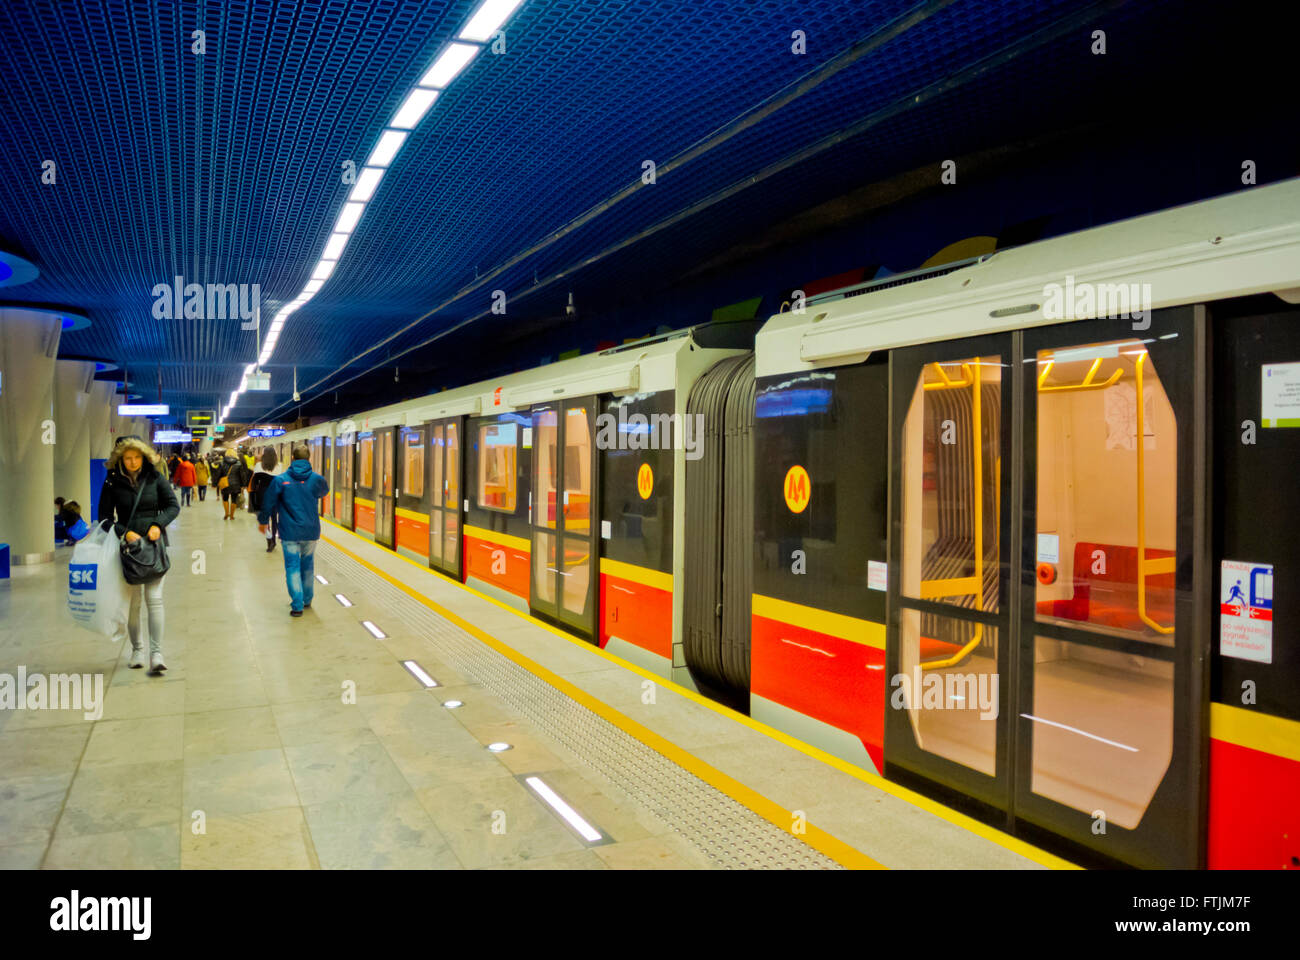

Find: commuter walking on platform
<box><xmin>258</xmin><ymin>444</ymin><xmax>329</xmax><ymax>617</ymax></box>
<box><xmin>194</xmin><ymin>456</ymin><xmax>210</xmax><ymax>501</ymax></box>
<box><xmin>249</xmin><ymin>449</ymin><xmax>283</xmax><ymax>552</ymax></box>
<box><xmin>217</xmin><ymin>449</ymin><xmax>247</xmax><ymax>520</ymax></box>
<box><xmin>175</xmin><ymin>454</ymin><xmax>197</xmax><ymax>506</ymax></box>
<box><xmin>98</xmin><ymin>437</ymin><xmax>179</xmax><ymax>674</ymax></box>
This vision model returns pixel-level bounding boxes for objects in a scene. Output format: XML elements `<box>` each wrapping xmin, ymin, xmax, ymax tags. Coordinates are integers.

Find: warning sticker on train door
<box><xmin>1220</xmin><ymin>560</ymin><xmax>1273</xmax><ymax>663</ymax></box>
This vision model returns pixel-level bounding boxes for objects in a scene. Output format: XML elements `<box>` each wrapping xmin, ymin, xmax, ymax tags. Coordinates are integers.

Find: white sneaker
<box><xmin>129</xmin><ymin>648</ymin><xmax>146</xmax><ymax>669</ymax></box>
<box><xmin>148</xmin><ymin>653</ymin><xmax>167</xmax><ymax>675</ymax></box>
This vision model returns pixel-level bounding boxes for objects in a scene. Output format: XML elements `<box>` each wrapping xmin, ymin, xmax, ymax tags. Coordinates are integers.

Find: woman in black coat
<box><xmin>98</xmin><ymin>437</ymin><xmax>180</xmax><ymax>675</ymax></box>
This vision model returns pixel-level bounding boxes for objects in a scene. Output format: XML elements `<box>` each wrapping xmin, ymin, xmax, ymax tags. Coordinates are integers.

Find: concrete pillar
<box><xmin>0</xmin><ymin>309</ymin><xmax>63</xmax><ymax>563</ymax></box>
<box><xmin>53</xmin><ymin>360</ymin><xmax>95</xmax><ymax>514</ymax></box>
<box><xmin>88</xmin><ymin>381</ymin><xmax>115</xmax><ymax>522</ymax></box>
<box><xmin>197</xmin><ymin>437</ymin><xmax>213</xmax><ymax>456</ymax></box>
<box><xmin>89</xmin><ymin>382</ymin><xmax>115</xmax><ymax>459</ymax></box>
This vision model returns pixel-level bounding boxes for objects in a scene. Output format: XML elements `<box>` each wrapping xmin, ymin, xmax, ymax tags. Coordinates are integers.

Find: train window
<box><xmin>431</xmin><ymin>424</ymin><xmax>444</xmax><ymax>507</ymax></box>
<box><xmin>359</xmin><ymin>435</ymin><xmax>374</xmax><ymax>488</ymax></box>
<box><xmin>563</xmin><ymin>407</ymin><xmax>591</xmax><ymax>536</ymax></box>
<box><xmin>533</xmin><ymin>410</ymin><xmax>558</xmax><ymax>528</ymax></box>
<box><xmin>477</xmin><ymin>422</ymin><xmax>518</xmax><ymax>512</ymax></box>
<box><xmin>445</xmin><ymin>422</ymin><xmax>459</xmax><ymax>510</ymax></box>
<box><xmin>900</xmin><ymin>356</ymin><xmax>1002</xmax><ymax>616</ymax></box>
<box><xmin>403</xmin><ymin>430</ymin><xmax>424</xmax><ymax>499</ymax></box>
<box><xmin>1030</xmin><ymin>338</ymin><xmax>1176</xmax><ymax>827</ymax></box>
<box><xmin>899</xmin><ymin>610</ymin><xmax>998</xmax><ymax>776</ymax></box>
<box><xmin>1034</xmin><ymin>340</ymin><xmax>1176</xmax><ymax>642</ymax></box>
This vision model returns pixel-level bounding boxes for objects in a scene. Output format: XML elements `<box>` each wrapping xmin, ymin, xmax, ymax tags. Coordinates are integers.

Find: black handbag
<box><xmin>119</xmin><ymin>474</ymin><xmax>171</xmax><ymax>585</ymax></box>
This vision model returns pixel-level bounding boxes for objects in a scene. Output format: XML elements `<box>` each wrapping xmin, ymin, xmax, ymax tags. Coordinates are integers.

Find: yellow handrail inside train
<box><xmin>1037</xmin><ymin>354</ymin><xmax>1123</xmax><ymax>392</ymax></box>
<box><xmin>921</xmin><ymin>357</ymin><xmax>984</xmax><ymax>670</ymax></box>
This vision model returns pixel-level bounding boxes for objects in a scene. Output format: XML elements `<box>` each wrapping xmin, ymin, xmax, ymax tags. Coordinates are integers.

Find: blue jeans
<box><xmin>282</xmin><ymin>540</ymin><xmax>317</xmax><ymax>612</ymax></box>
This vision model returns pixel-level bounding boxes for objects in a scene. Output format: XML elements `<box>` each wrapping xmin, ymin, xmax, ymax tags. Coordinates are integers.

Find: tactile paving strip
<box><xmin>318</xmin><ymin>541</ymin><xmax>840</xmax><ymax>870</ymax></box>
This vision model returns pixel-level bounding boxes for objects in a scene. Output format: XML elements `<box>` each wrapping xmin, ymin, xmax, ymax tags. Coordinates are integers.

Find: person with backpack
<box><xmin>248</xmin><ymin>449</ymin><xmax>283</xmax><ymax>551</ymax></box>
<box><xmin>216</xmin><ymin>448</ymin><xmax>247</xmax><ymax>520</ymax></box>
<box><xmin>97</xmin><ymin>437</ymin><xmax>179</xmax><ymax>674</ymax></box>
<box><xmin>258</xmin><ymin>444</ymin><xmax>330</xmax><ymax>617</ymax></box>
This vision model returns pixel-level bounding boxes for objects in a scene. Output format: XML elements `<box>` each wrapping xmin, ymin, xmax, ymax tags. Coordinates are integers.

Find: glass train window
<box><xmin>403</xmin><ymin>430</ymin><xmax>424</xmax><ymax>498</ymax></box>
<box><xmin>1034</xmin><ymin>340</ymin><xmax>1177</xmax><ymax>641</ymax></box>
<box><xmin>532</xmin><ymin>409</ymin><xmax>558</xmax><ymax>529</ymax></box>
<box><xmin>563</xmin><ymin>406</ymin><xmax>591</xmax><ymax>537</ymax></box>
<box><xmin>477</xmin><ymin>422</ymin><xmax>517</xmax><ymax>512</ymax></box>
<box><xmin>900</xmin><ymin>356</ymin><xmax>1002</xmax><ymax>616</ymax></box>
<box><xmin>445</xmin><ymin>422</ymin><xmax>459</xmax><ymax>509</ymax></box>
<box><xmin>1030</xmin><ymin>338</ymin><xmax>1176</xmax><ymax>827</ymax></box>
<box><xmin>359</xmin><ymin>435</ymin><xmax>374</xmax><ymax>488</ymax></box>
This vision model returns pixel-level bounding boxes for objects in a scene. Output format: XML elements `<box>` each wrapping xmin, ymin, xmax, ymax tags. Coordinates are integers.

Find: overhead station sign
<box><xmin>153</xmin><ymin>429</ymin><xmax>192</xmax><ymax>443</ymax></box>
<box><xmin>191</xmin><ymin>426</ymin><xmax>209</xmax><ymax>438</ymax></box>
<box><xmin>118</xmin><ymin>403</ymin><xmax>169</xmax><ymax>416</ymax></box>
<box><xmin>186</xmin><ymin>409</ymin><xmax>216</xmax><ymax>427</ymax></box>
<box><xmin>248</xmin><ymin>428</ymin><xmax>286</xmax><ymax>437</ymax></box>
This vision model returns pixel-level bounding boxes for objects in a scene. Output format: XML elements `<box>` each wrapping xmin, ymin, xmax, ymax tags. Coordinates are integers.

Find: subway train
<box><xmin>267</xmin><ymin>179</ymin><xmax>1300</xmax><ymax>869</ymax></box>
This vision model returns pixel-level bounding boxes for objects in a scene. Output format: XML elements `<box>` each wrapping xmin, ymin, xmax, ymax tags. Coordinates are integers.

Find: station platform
<box><xmin>0</xmin><ymin>499</ymin><xmax>1073</xmax><ymax>870</ymax></box>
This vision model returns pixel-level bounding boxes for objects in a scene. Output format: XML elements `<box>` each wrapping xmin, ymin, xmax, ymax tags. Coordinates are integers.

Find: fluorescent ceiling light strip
<box><xmin>304</xmin><ymin>278</ymin><xmax>326</xmax><ymax>294</ymax></box>
<box><xmin>419</xmin><ymin>42</ymin><xmax>479</xmax><ymax>88</ymax></box>
<box><xmin>334</xmin><ymin>203</ymin><xmax>365</xmax><ymax>234</ymax></box>
<box><xmin>361</xmin><ymin>620</ymin><xmax>387</xmax><ymax>639</ymax></box>
<box><xmin>524</xmin><ymin>776</ymin><xmax>602</xmax><ymax>842</ymax></box>
<box><xmin>367</xmin><ymin>129</ymin><xmax>407</xmax><ymax>167</ymax></box>
<box><xmin>460</xmin><ymin>0</ymin><xmax>525</xmax><ymax>43</ymax></box>
<box><xmin>401</xmin><ymin>660</ymin><xmax>438</xmax><ymax>687</ymax></box>
<box><xmin>322</xmin><ymin>232</ymin><xmax>350</xmax><ymax>261</ymax></box>
<box><xmin>390</xmin><ymin>88</ymin><xmax>438</xmax><ymax>129</ymax></box>
<box><xmin>348</xmin><ymin>166</ymin><xmax>385</xmax><ymax>203</ymax></box>
<box><xmin>311</xmin><ymin>259</ymin><xmax>337</xmax><ymax>281</ymax></box>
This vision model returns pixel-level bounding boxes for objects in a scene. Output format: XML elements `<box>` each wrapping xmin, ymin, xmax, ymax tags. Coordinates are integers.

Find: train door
<box><xmin>322</xmin><ymin>436</ymin><xmax>334</xmax><ymax>518</ymax></box>
<box><xmin>337</xmin><ymin>433</ymin><xmax>353</xmax><ymax>528</ymax></box>
<box><xmin>426</xmin><ymin>417</ymin><xmax>464</xmax><ymax>579</ymax></box>
<box><xmin>529</xmin><ymin>398</ymin><xmax>598</xmax><ymax>638</ymax></box>
<box><xmin>886</xmin><ymin>311</ymin><xmax>1208</xmax><ymax>868</ymax></box>
<box><xmin>374</xmin><ymin>426</ymin><xmax>397</xmax><ymax>548</ymax></box>
<box><xmin>395</xmin><ymin>425</ymin><xmax>429</xmax><ymax>562</ymax></box>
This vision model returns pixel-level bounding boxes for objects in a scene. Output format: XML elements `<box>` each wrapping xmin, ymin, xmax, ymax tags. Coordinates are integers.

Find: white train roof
<box><xmin>277</xmin><ymin>325</ymin><xmax>712</xmax><ymax>443</ymax></box>
<box><xmin>756</xmin><ymin>178</ymin><xmax>1300</xmax><ymax>377</ymax></box>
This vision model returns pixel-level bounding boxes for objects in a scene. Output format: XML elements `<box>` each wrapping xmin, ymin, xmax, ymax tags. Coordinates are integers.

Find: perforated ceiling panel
<box><xmin>0</xmin><ymin>0</ymin><xmax>1213</xmax><ymax>417</ymax></box>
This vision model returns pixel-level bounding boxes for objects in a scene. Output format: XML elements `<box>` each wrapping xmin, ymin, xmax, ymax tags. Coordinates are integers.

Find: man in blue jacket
<box><xmin>258</xmin><ymin>444</ymin><xmax>330</xmax><ymax>617</ymax></box>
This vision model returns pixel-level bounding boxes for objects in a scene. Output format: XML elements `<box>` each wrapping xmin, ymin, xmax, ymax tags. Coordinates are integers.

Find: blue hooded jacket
<box><xmin>259</xmin><ymin>459</ymin><xmax>329</xmax><ymax>542</ymax></box>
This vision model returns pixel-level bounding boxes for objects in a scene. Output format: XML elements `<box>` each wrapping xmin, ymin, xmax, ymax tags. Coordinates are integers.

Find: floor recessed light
<box><xmin>442</xmin><ymin>700</ymin><xmax>463</xmax><ymax>709</ymax></box>
<box><xmin>402</xmin><ymin>660</ymin><xmax>438</xmax><ymax>687</ymax></box>
<box><xmin>362</xmin><ymin>620</ymin><xmax>387</xmax><ymax>639</ymax></box>
<box><xmin>524</xmin><ymin>775</ymin><xmax>603</xmax><ymax>843</ymax></box>
<box><xmin>486</xmin><ymin>742</ymin><xmax>512</xmax><ymax>752</ymax></box>
<box><xmin>316</xmin><ymin>575</ymin><xmax>328</xmax><ymax>585</ymax></box>
<box><xmin>335</xmin><ymin>594</ymin><xmax>352</xmax><ymax>607</ymax></box>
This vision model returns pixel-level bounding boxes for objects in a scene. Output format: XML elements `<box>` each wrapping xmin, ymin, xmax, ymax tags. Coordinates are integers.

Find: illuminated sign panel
<box><xmin>118</xmin><ymin>404</ymin><xmax>169</xmax><ymax>416</ymax></box>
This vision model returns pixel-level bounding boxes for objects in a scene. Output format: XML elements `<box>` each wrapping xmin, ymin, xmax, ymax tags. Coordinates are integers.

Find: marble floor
<box><xmin>0</xmin><ymin>498</ymin><xmax>715</xmax><ymax>869</ymax></box>
<box><xmin>0</xmin><ymin>494</ymin><xmax>1056</xmax><ymax>870</ymax></box>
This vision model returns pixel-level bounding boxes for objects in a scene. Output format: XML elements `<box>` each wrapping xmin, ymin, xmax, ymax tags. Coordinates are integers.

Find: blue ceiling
<box><xmin>0</xmin><ymin>0</ymin><xmax>1275</xmax><ymax>422</ymax></box>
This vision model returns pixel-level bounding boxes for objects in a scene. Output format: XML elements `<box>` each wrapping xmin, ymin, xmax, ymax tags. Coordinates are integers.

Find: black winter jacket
<box><xmin>98</xmin><ymin>462</ymin><xmax>180</xmax><ymax>541</ymax></box>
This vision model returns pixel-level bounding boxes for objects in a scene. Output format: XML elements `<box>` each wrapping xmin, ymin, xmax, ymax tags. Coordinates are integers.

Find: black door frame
<box><xmin>885</xmin><ymin>313</ymin><xmax>1210</xmax><ymax>868</ymax></box>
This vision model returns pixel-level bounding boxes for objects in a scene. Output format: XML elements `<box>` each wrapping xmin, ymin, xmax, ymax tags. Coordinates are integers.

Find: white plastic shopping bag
<box><xmin>67</xmin><ymin>521</ymin><xmax>129</xmax><ymax>639</ymax></box>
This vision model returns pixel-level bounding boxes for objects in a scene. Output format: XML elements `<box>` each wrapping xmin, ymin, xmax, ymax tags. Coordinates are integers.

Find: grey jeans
<box><xmin>127</xmin><ymin>576</ymin><xmax>166</xmax><ymax>656</ymax></box>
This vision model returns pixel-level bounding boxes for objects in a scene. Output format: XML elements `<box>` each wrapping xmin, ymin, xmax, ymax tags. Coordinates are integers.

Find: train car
<box><xmin>749</xmin><ymin>179</ymin><xmax>1300</xmax><ymax>869</ymax></box>
<box><xmin>286</xmin><ymin>326</ymin><xmax>750</xmax><ymax>680</ymax></box>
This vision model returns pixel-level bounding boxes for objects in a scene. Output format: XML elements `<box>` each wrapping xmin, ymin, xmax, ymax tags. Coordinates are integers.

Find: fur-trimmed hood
<box><xmin>106</xmin><ymin>436</ymin><xmax>164</xmax><ymax>472</ymax></box>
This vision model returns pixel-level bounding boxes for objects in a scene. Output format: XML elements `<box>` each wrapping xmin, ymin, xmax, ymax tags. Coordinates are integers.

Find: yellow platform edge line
<box><xmin>1211</xmin><ymin>702</ymin><xmax>1300</xmax><ymax>764</ymax></box>
<box><xmin>321</xmin><ymin>517</ymin><xmax>1074</xmax><ymax>870</ymax></box>
<box><xmin>321</xmin><ymin>528</ymin><xmax>879</xmax><ymax>869</ymax></box>
<box><xmin>752</xmin><ymin>593</ymin><xmax>886</xmax><ymax>650</ymax></box>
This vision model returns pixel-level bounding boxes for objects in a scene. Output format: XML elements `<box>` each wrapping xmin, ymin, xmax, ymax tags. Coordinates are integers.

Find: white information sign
<box><xmin>1037</xmin><ymin>533</ymin><xmax>1060</xmax><ymax>564</ymax></box>
<box><xmin>867</xmin><ymin>560</ymin><xmax>887</xmax><ymax>592</ymax></box>
<box><xmin>1220</xmin><ymin>559</ymin><xmax>1273</xmax><ymax>663</ymax></box>
<box><xmin>1262</xmin><ymin>362</ymin><xmax>1300</xmax><ymax>427</ymax></box>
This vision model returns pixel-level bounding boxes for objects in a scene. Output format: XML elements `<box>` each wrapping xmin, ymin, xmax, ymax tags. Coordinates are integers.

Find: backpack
<box><xmin>248</xmin><ymin>471</ymin><xmax>274</xmax><ymax>508</ymax></box>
